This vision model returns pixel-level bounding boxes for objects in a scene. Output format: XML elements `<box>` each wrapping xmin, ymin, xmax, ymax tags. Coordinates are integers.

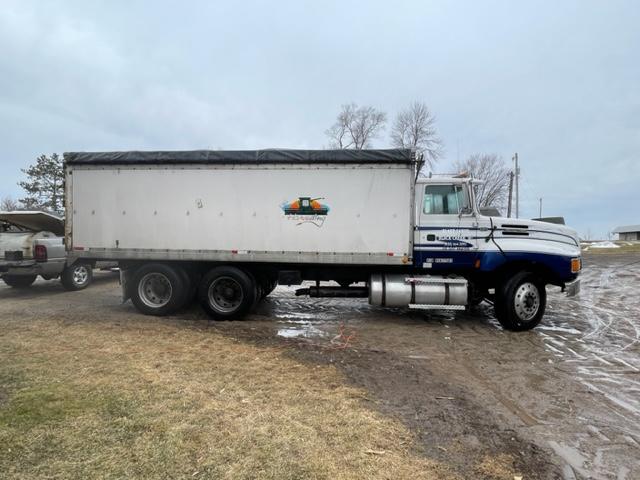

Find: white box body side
<box><xmin>69</xmin><ymin>163</ymin><xmax>413</xmax><ymax>265</ymax></box>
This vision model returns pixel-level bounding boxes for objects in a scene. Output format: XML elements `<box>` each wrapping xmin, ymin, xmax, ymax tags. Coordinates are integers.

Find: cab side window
<box><xmin>423</xmin><ymin>185</ymin><xmax>468</xmax><ymax>214</ymax></box>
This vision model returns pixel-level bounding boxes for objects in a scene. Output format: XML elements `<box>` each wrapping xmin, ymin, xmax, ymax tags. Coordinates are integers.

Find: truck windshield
<box><xmin>423</xmin><ymin>185</ymin><xmax>469</xmax><ymax>214</ymax></box>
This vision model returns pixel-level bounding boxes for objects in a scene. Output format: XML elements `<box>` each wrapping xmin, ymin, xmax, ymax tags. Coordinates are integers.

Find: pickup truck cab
<box><xmin>0</xmin><ymin>211</ymin><xmax>93</xmax><ymax>290</ymax></box>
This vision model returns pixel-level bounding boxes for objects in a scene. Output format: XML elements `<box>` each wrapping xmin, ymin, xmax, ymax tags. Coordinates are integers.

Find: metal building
<box><xmin>612</xmin><ymin>225</ymin><xmax>640</xmax><ymax>241</ymax></box>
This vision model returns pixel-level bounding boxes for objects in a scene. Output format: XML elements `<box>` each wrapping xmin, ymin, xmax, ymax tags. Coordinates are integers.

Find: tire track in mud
<box><xmin>538</xmin><ymin>255</ymin><xmax>640</xmax><ymax>479</ymax></box>
<box><xmin>261</xmin><ymin>257</ymin><xmax>640</xmax><ymax>479</ymax></box>
<box><xmin>544</xmin><ymin>260</ymin><xmax>640</xmax><ymax>417</ymax></box>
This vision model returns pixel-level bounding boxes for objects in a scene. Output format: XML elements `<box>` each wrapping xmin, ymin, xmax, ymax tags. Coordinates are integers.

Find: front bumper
<box><xmin>564</xmin><ymin>278</ymin><xmax>581</xmax><ymax>297</ymax></box>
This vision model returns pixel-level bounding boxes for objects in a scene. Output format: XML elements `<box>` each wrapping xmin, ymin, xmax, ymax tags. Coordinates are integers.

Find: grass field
<box><xmin>0</xmin><ymin>315</ymin><xmax>468</xmax><ymax>479</ymax></box>
<box><xmin>582</xmin><ymin>241</ymin><xmax>640</xmax><ymax>254</ymax></box>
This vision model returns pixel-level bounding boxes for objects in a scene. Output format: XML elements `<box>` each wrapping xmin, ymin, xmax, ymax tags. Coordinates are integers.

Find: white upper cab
<box><xmin>414</xmin><ymin>176</ymin><xmax>582</xmax><ymax>258</ymax></box>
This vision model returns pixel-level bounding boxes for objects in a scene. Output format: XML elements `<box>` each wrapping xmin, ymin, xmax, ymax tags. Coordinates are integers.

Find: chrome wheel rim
<box><xmin>73</xmin><ymin>265</ymin><xmax>89</xmax><ymax>286</ymax></box>
<box><xmin>208</xmin><ymin>276</ymin><xmax>243</xmax><ymax>313</ymax></box>
<box><xmin>138</xmin><ymin>273</ymin><xmax>172</xmax><ymax>308</ymax></box>
<box><xmin>514</xmin><ymin>282</ymin><xmax>540</xmax><ymax>322</ymax></box>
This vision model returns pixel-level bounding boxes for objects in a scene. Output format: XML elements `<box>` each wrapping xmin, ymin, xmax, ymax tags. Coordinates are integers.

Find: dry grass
<box><xmin>474</xmin><ymin>454</ymin><xmax>520</xmax><ymax>479</ymax></box>
<box><xmin>0</xmin><ymin>315</ymin><xmax>458</xmax><ymax>479</ymax></box>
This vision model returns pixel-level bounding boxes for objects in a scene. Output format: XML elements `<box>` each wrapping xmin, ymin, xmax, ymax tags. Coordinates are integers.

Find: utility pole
<box><xmin>538</xmin><ymin>197</ymin><xmax>542</xmax><ymax>218</ymax></box>
<box><xmin>507</xmin><ymin>171</ymin><xmax>514</xmax><ymax>218</ymax></box>
<box><xmin>512</xmin><ymin>153</ymin><xmax>520</xmax><ymax>218</ymax></box>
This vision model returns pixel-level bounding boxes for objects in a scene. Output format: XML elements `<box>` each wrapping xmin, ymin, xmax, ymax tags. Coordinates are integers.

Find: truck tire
<box><xmin>494</xmin><ymin>271</ymin><xmax>546</xmax><ymax>331</ymax></box>
<box><xmin>198</xmin><ymin>266</ymin><xmax>256</xmax><ymax>320</ymax></box>
<box><xmin>262</xmin><ymin>279</ymin><xmax>277</xmax><ymax>298</ymax></box>
<box><xmin>131</xmin><ymin>263</ymin><xmax>186</xmax><ymax>316</ymax></box>
<box><xmin>2</xmin><ymin>274</ymin><xmax>37</xmax><ymax>288</ymax></box>
<box><xmin>61</xmin><ymin>262</ymin><xmax>93</xmax><ymax>291</ymax></box>
<box><xmin>176</xmin><ymin>267</ymin><xmax>197</xmax><ymax>309</ymax></box>
<box><xmin>257</xmin><ymin>275</ymin><xmax>277</xmax><ymax>299</ymax></box>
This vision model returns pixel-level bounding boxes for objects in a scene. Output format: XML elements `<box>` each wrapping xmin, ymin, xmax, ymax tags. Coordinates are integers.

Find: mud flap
<box><xmin>564</xmin><ymin>278</ymin><xmax>580</xmax><ymax>297</ymax></box>
<box><xmin>120</xmin><ymin>269</ymin><xmax>134</xmax><ymax>303</ymax></box>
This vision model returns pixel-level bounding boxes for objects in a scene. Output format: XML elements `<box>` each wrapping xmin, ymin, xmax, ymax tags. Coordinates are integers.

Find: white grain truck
<box><xmin>64</xmin><ymin>149</ymin><xmax>581</xmax><ymax>331</ymax></box>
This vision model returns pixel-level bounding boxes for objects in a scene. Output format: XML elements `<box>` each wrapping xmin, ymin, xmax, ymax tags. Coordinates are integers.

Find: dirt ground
<box><xmin>1</xmin><ymin>252</ymin><xmax>638</xmax><ymax>479</ymax></box>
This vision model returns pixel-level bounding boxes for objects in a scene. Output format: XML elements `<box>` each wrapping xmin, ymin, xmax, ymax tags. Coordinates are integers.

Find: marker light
<box><xmin>571</xmin><ymin>257</ymin><xmax>582</xmax><ymax>273</ymax></box>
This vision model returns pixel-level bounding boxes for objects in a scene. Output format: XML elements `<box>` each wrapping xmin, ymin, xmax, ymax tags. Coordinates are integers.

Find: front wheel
<box><xmin>61</xmin><ymin>263</ymin><xmax>93</xmax><ymax>291</ymax></box>
<box><xmin>494</xmin><ymin>271</ymin><xmax>546</xmax><ymax>331</ymax></box>
<box><xmin>2</xmin><ymin>274</ymin><xmax>37</xmax><ymax>288</ymax></box>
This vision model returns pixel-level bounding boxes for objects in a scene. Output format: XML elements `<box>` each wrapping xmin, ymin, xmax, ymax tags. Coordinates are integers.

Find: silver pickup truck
<box><xmin>0</xmin><ymin>211</ymin><xmax>94</xmax><ymax>290</ymax></box>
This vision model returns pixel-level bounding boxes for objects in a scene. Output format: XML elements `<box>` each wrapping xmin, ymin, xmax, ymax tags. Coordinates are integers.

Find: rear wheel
<box><xmin>61</xmin><ymin>262</ymin><xmax>93</xmax><ymax>291</ymax></box>
<box><xmin>494</xmin><ymin>271</ymin><xmax>546</xmax><ymax>331</ymax></box>
<box><xmin>198</xmin><ymin>266</ymin><xmax>256</xmax><ymax>320</ymax></box>
<box><xmin>176</xmin><ymin>267</ymin><xmax>197</xmax><ymax>309</ymax></box>
<box><xmin>264</xmin><ymin>279</ymin><xmax>277</xmax><ymax>298</ymax></box>
<box><xmin>131</xmin><ymin>263</ymin><xmax>186</xmax><ymax>316</ymax></box>
<box><xmin>258</xmin><ymin>275</ymin><xmax>277</xmax><ymax>299</ymax></box>
<box><xmin>2</xmin><ymin>274</ymin><xmax>37</xmax><ymax>288</ymax></box>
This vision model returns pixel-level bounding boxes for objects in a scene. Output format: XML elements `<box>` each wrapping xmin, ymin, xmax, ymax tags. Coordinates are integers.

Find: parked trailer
<box><xmin>65</xmin><ymin>149</ymin><xmax>581</xmax><ymax>330</ymax></box>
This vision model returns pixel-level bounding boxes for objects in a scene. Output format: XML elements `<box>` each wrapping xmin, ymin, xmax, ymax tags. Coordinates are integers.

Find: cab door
<box><xmin>413</xmin><ymin>182</ymin><xmax>479</xmax><ymax>271</ymax></box>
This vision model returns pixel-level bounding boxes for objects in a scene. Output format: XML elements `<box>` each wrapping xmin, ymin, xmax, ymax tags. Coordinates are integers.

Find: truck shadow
<box><xmin>186</xmin><ymin>293</ymin><xmax>504</xmax><ymax>346</ymax></box>
<box><xmin>0</xmin><ymin>271</ymin><xmax>120</xmax><ymax>300</ymax></box>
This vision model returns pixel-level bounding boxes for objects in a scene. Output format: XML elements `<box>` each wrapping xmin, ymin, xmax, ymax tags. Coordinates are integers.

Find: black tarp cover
<box><xmin>64</xmin><ymin>149</ymin><xmax>414</xmax><ymax>165</ymax></box>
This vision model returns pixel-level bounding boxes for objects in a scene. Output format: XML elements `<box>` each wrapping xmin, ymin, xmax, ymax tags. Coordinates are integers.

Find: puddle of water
<box><xmin>548</xmin><ymin>441</ymin><xmax>588</xmax><ymax>479</ymax></box>
<box><xmin>276</xmin><ymin>323</ymin><xmax>327</xmax><ymax>339</ymax></box>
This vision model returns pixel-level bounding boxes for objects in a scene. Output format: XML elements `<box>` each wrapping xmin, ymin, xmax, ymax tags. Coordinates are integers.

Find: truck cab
<box><xmin>414</xmin><ymin>178</ymin><xmax>480</xmax><ymax>270</ymax></box>
<box><xmin>409</xmin><ymin>176</ymin><xmax>582</xmax><ymax>329</ymax></box>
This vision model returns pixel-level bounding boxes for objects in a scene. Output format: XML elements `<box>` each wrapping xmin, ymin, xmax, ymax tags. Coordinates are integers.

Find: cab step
<box><xmin>408</xmin><ymin>304</ymin><xmax>466</xmax><ymax>311</ymax></box>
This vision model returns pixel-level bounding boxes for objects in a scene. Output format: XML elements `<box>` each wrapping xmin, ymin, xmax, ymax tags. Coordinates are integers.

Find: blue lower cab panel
<box><xmin>413</xmin><ymin>250</ymin><xmax>479</xmax><ymax>270</ymax></box>
<box><xmin>413</xmin><ymin>250</ymin><xmax>576</xmax><ymax>283</ymax></box>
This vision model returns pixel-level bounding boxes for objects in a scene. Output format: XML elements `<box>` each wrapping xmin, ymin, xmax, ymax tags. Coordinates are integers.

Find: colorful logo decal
<box><xmin>281</xmin><ymin>196</ymin><xmax>330</xmax><ymax>227</ymax></box>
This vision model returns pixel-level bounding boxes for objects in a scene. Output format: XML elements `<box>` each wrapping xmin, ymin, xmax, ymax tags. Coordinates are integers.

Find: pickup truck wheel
<box><xmin>198</xmin><ymin>266</ymin><xmax>256</xmax><ymax>320</ymax></box>
<box><xmin>131</xmin><ymin>264</ymin><xmax>185</xmax><ymax>316</ymax></box>
<box><xmin>61</xmin><ymin>263</ymin><xmax>93</xmax><ymax>291</ymax></box>
<box><xmin>2</xmin><ymin>274</ymin><xmax>37</xmax><ymax>288</ymax></box>
<box><xmin>494</xmin><ymin>271</ymin><xmax>546</xmax><ymax>331</ymax></box>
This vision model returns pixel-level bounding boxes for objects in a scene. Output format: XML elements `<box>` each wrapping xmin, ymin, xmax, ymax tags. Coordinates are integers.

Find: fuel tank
<box><xmin>369</xmin><ymin>274</ymin><xmax>468</xmax><ymax>307</ymax></box>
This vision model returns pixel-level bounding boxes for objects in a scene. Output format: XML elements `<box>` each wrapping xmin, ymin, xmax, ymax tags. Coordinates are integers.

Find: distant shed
<box><xmin>612</xmin><ymin>225</ymin><xmax>640</xmax><ymax>241</ymax></box>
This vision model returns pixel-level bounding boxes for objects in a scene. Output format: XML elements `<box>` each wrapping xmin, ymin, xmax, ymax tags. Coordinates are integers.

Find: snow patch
<box><xmin>589</xmin><ymin>241</ymin><xmax>620</xmax><ymax>249</ymax></box>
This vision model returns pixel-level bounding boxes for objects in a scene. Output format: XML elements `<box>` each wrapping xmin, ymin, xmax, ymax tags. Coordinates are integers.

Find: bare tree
<box><xmin>1</xmin><ymin>196</ymin><xmax>19</xmax><ymax>211</ymax></box>
<box><xmin>391</xmin><ymin>101</ymin><xmax>443</xmax><ymax>177</ymax></box>
<box><xmin>454</xmin><ymin>154</ymin><xmax>510</xmax><ymax>211</ymax></box>
<box><xmin>325</xmin><ymin>103</ymin><xmax>387</xmax><ymax>149</ymax></box>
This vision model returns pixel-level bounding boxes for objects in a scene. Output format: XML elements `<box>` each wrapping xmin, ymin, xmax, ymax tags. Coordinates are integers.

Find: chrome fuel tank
<box><xmin>369</xmin><ymin>274</ymin><xmax>468</xmax><ymax>307</ymax></box>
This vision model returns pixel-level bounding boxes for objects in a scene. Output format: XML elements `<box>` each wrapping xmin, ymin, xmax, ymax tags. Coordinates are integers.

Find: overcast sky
<box><xmin>1</xmin><ymin>0</ymin><xmax>638</xmax><ymax>238</ymax></box>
